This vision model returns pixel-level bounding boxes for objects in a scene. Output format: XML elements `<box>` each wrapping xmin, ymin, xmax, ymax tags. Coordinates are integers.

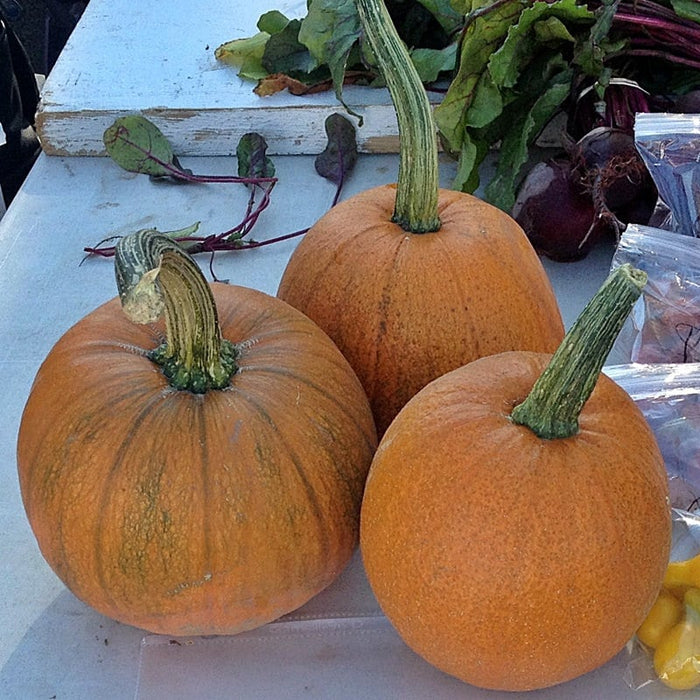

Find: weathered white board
<box><xmin>35</xmin><ymin>0</ymin><xmax>428</xmax><ymax>156</ymax></box>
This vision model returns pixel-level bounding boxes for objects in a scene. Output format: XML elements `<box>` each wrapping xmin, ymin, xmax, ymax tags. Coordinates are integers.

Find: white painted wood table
<box><xmin>35</xmin><ymin>0</ymin><xmax>418</xmax><ymax>156</ymax></box>
<box><xmin>0</xmin><ymin>1</ymin><xmax>669</xmax><ymax>698</ymax></box>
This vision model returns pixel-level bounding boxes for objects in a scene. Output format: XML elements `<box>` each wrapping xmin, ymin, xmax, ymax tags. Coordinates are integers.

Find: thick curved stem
<box><xmin>115</xmin><ymin>229</ymin><xmax>238</xmax><ymax>392</ymax></box>
<box><xmin>511</xmin><ymin>264</ymin><xmax>647</xmax><ymax>439</ymax></box>
<box><xmin>356</xmin><ymin>0</ymin><xmax>440</xmax><ymax>233</ymax></box>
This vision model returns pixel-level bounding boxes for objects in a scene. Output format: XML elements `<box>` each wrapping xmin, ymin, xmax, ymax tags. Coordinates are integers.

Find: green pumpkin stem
<box><xmin>356</xmin><ymin>0</ymin><xmax>440</xmax><ymax>233</ymax></box>
<box><xmin>510</xmin><ymin>264</ymin><xmax>647</xmax><ymax>439</ymax></box>
<box><xmin>114</xmin><ymin>229</ymin><xmax>238</xmax><ymax>392</ymax></box>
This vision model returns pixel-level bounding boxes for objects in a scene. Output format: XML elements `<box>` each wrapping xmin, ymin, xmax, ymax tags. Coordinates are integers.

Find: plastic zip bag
<box><xmin>635</xmin><ymin>112</ymin><xmax>700</xmax><ymax>238</ymax></box>
<box><xmin>610</xmin><ymin>224</ymin><xmax>700</xmax><ymax>363</ymax></box>
<box><xmin>604</xmin><ymin>363</ymin><xmax>700</xmax><ymax>511</ymax></box>
<box><xmin>625</xmin><ymin>508</ymin><xmax>700</xmax><ymax>692</ymax></box>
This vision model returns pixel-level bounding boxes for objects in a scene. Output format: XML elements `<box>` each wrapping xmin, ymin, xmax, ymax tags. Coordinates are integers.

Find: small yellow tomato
<box><xmin>664</xmin><ymin>553</ymin><xmax>700</xmax><ymax>591</ymax></box>
<box><xmin>653</xmin><ymin>588</ymin><xmax>700</xmax><ymax>691</ymax></box>
<box><xmin>637</xmin><ymin>589</ymin><xmax>684</xmax><ymax>649</ymax></box>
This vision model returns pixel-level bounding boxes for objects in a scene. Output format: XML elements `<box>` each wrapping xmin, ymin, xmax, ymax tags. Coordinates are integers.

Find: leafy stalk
<box><xmin>89</xmin><ymin>114</ymin><xmax>359</xmax><ymax>267</ymax></box>
<box><xmin>606</xmin><ymin>0</ymin><xmax>700</xmax><ymax>69</ymax></box>
<box><xmin>103</xmin><ymin>116</ymin><xmax>277</xmax><ymax>185</ymax></box>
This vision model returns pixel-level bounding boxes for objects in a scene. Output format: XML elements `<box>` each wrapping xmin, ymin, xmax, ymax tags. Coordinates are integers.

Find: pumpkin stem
<box><xmin>356</xmin><ymin>0</ymin><xmax>440</xmax><ymax>233</ymax></box>
<box><xmin>510</xmin><ymin>264</ymin><xmax>646</xmax><ymax>439</ymax></box>
<box><xmin>114</xmin><ymin>229</ymin><xmax>238</xmax><ymax>392</ymax></box>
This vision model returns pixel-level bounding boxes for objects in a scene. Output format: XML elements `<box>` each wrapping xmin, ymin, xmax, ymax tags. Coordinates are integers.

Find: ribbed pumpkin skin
<box><xmin>277</xmin><ymin>184</ymin><xmax>565</xmax><ymax>435</ymax></box>
<box><xmin>360</xmin><ymin>351</ymin><xmax>671</xmax><ymax>691</ymax></box>
<box><xmin>17</xmin><ymin>284</ymin><xmax>377</xmax><ymax>636</ymax></box>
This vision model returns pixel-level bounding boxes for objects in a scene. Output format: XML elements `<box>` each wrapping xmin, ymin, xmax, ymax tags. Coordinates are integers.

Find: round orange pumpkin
<box><xmin>277</xmin><ymin>0</ymin><xmax>564</xmax><ymax>435</ymax></box>
<box><xmin>17</xmin><ymin>231</ymin><xmax>377</xmax><ymax>636</ymax></box>
<box><xmin>278</xmin><ymin>185</ymin><xmax>564</xmax><ymax>435</ymax></box>
<box><xmin>360</xmin><ymin>265</ymin><xmax>671</xmax><ymax>691</ymax></box>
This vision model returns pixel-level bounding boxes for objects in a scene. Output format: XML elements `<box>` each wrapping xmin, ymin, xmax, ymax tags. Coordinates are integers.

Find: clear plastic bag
<box><xmin>604</xmin><ymin>363</ymin><xmax>700</xmax><ymax>511</ymax></box>
<box><xmin>625</xmin><ymin>508</ymin><xmax>700</xmax><ymax>692</ymax></box>
<box><xmin>635</xmin><ymin>113</ymin><xmax>700</xmax><ymax>238</ymax></box>
<box><xmin>610</xmin><ymin>224</ymin><xmax>700</xmax><ymax>363</ymax></box>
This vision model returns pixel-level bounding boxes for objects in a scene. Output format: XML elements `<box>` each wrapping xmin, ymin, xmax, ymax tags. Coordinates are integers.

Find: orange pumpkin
<box><xmin>360</xmin><ymin>264</ymin><xmax>672</xmax><ymax>691</ymax></box>
<box><xmin>17</xmin><ymin>230</ymin><xmax>377</xmax><ymax>636</ymax></box>
<box><xmin>277</xmin><ymin>0</ymin><xmax>564</xmax><ymax>435</ymax></box>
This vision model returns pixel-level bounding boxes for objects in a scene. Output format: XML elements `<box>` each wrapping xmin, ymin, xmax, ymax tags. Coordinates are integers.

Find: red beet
<box><xmin>573</xmin><ymin>127</ymin><xmax>657</xmax><ymax>229</ymax></box>
<box><xmin>673</xmin><ymin>90</ymin><xmax>700</xmax><ymax>114</ymax></box>
<box><xmin>512</xmin><ymin>159</ymin><xmax>607</xmax><ymax>262</ymax></box>
<box><xmin>513</xmin><ymin>127</ymin><xmax>658</xmax><ymax>262</ymax></box>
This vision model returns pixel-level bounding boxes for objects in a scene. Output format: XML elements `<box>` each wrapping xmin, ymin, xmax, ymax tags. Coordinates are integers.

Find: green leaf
<box><xmin>257</xmin><ymin>10</ymin><xmax>290</xmax><ymax>34</ymax></box>
<box><xmin>464</xmin><ymin>71</ymin><xmax>502</xmax><ymax>128</ymax></box>
<box><xmin>533</xmin><ymin>15</ymin><xmax>576</xmax><ymax>44</ymax></box>
<box><xmin>484</xmin><ymin>65</ymin><xmax>572</xmax><ymax>210</ymax></box>
<box><xmin>488</xmin><ymin>0</ymin><xmax>590</xmax><ymax>89</ymax></box>
<box><xmin>415</xmin><ymin>0</ymin><xmax>464</xmax><ymax>34</ymax></box>
<box><xmin>163</xmin><ymin>222</ymin><xmax>202</xmax><ymax>239</ymax></box>
<box><xmin>262</xmin><ymin>19</ymin><xmax>319</xmax><ymax>76</ymax></box>
<box><xmin>451</xmin><ymin>137</ymin><xmax>481</xmax><ymax>192</ymax></box>
<box><xmin>385</xmin><ymin>0</ymin><xmax>451</xmax><ymax>49</ymax></box>
<box><xmin>671</xmin><ymin>0</ymin><xmax>700</xmax><ymax>23</ymax></box>
<box><xmin>573</xmin><ymin>0</ymin><xmax>619</xmax><ymax>77</ymax></box>
<box><xmin>214</xmin><ymin>33</ymin><xmax>270</xmax><ymax>81</ymax></box>
<box><xmin>236</xmin><ymin>133</ymin><xmax>275</xmax><ymax>181</ymax></box>
<box><xmin>161</xmin><ymin>223</ymin><xmax>203</xmax><ymax>252</ymax></box>
<box><xmin>314</xmin><ymin>113</ymin><xmax>358</xmax><ymax>185</ymax></box>
<box><xmin>433</xmin><ymin>0</ymin><xmax>524</xmax><ymax>155</ymax></box>
<box><xmin>449</xmin><ymin>0</ymin><xmax>472</xmax><ymax>13</ymax></box>
<box><xmin>435</xmin><ymin>0</ymin><xmax>601</xmax><ymax>194</ymax></box>
<box><xmin>298</xmin><ymin>0</ymin><xmax>362</xmax><ymax>103</ymax></box>
<box><xmin>214</xmin><ymin>11</ymin><xmax>291</xmax><ymax>81</ymax></box>
<box><xmin>103</xmin><ymin>115</ymin><xmax>180</xmax><ymax>178</ymax></box>
<box><xmin>410</xmin><ymin>42</ymin><xmax>457</xmax><ymax>83</ymax></box>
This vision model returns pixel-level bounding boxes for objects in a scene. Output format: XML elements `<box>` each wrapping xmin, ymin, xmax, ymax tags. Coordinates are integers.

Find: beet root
<box><xmin>512</xmin><ymin>159</ymin><xmax>608</xmax><ymax>262</ymax></box>
<box><xmin>513</xmin><ymin>127</ymin><xmax>658</xmax><ymax>263</ymax></box>
<box><xmin>672</xmin><ymin>90</ymin><xmax>700</xmax><ymax>114</ymax></box>
<box><xmin>573</xmin><ymin>127</ymin><xmax>658</xmax><ymax>231</ymax></box>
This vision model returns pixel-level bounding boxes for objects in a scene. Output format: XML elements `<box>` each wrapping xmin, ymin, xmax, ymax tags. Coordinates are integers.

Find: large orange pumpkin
<box><xmin>360</xmin><ymin>265</ymin><xmax>672</xmax><ymax>691</ymax></box>
<box><xmin>277</xmin><ymin>0</ymin><xmax>564</xmax><ymax>435</ymax></box>
<box><xmin>17</xmin><ymin>230</ymin><xmax>377</xmax><ymax>636</ymax></box>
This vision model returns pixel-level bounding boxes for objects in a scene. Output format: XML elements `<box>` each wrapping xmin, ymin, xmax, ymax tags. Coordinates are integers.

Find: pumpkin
<box><xmin>277</xmin><ymin>0</ymin><xmax>564</xmax><ymax>435</ymax></box>
<box><xmin>17</xmin><ymin>230</ymin><xmax>377</xmax><ymax>636</ymax></box>
<box><xmin>360</xmin><ymin>264</ymin><xmax>671</xmax><ymax>691</ymax></box>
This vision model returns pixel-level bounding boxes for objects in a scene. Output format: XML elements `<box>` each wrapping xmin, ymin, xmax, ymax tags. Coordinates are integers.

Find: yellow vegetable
<box><xmin>653</xmin><ymin>587</ymin><xmax>700</xmax><ymax>691</ymax></box>
<box><xmin>637</xmin><ymin>589</ymin><xmax>684</xmax><ymax>649</ymax></box>
<box><xmin>664</xmin><ymin>553</ymin><xmax>700</xmax><ymax>591</ymax></box>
